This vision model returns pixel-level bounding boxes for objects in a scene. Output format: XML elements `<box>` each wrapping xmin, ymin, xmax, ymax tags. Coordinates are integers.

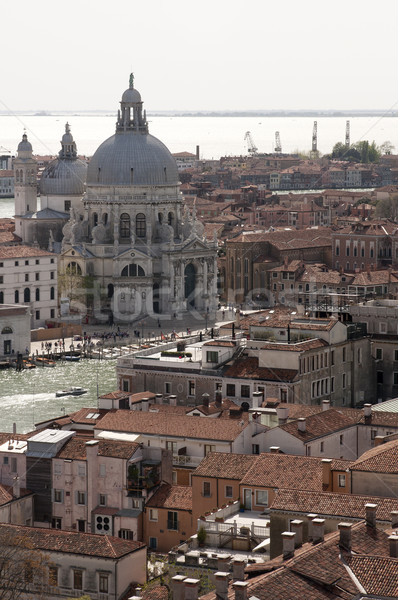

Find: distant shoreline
<box><xmin>1</xmin><ymin>110</ymin><xmax>398</xmax><ymax>118</ymax></box>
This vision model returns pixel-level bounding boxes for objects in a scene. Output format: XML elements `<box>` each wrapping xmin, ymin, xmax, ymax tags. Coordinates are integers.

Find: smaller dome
<box><xmin>62</xmin><ymin>122</ymin><xmax>74</xmax><ymax>145</ymax></box>
<box><xmin>40</xmin><ymin>158</ymin><xmax>87</xmax><ymax>196</ymax></box>
<box><xmin>17</xmin><ymin>133</ymin><xmax>32</xmax><ymax>154</ymax></box>
<box><xmin>122</xmin><ymin>87</ymin><xmax>141</xmax><ymax>104</ymax></box>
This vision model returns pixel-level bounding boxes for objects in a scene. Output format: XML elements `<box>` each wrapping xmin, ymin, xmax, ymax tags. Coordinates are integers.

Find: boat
<box><xmin>34</xmin><ymin>357</ymin><xmax>56</xmax><ymax>367</ymax></box>
<box><xmin>55</xmin><ymin>387</ymin><xmax>87</xmax><ymax>398</ymax></box>
<box><xmin>64</xmin><ymin>354</ymin><xmax>80</xmax><ymax>362</ymax></box>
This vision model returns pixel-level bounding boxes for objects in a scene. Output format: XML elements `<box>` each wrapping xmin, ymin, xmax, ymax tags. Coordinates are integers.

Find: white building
<box><xmin>0</xmin><ymin>246</ymin><xmax>58</xmax><ymax>327</ymax></box>
<box><xmin>0</xmin><ymin>304</ymin><xmax>30</xmax><ymax>357</ymax></box>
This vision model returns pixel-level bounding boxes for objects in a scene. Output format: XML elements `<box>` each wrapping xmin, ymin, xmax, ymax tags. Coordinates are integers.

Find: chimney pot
<box><xmin>282</xmin><ymin>531</ymin><xmax>296</xmax><ymax>559</ymax></box>
<box><xmin>184</xmin><ymin>579</ymin><xmax>200</xmax><ymax>600</ymax></box>
<box><xmin>276</xmin><ymin>405</ymin><xmax>289</xmax><ymax>424</ymax></box>
<box><xmin>270</xmin><ymin>446</ymin><xmax>280</xmax><ymax>454</ymax></box>
<box><xmin>169</xmin><ymin>394</ymin><xmax>177</xmax><ymax>406</ymax></box>
<box><xmin>363</xmin><ymin>403</ymin><xmax>372</xmax><ymax>418</ymax></box>
<box><xmin>338</xmin><ymin>522</ymin><xmax>352</xmax><ymax>551</ymax></box>
<box><xmin>389</xmin><ymin>534</ymin><xmax>398</xmax><ymax>558</ymax></box>
<box><xmin>290</xmin><ymin>520</ymin><xmax>303</xmax><ymax>547</ymax></box>
<box><xmin>217</xmin><ymin>555</ymin><xmax>231</xmax><ymax>572</ymax></box>
<box><xmin>215</xmin><ymin>572</ymin><xmax>229</xmax><ymax>600</ymax></box>
<box><xmin>312</xmin><ymin>518</ymin><xmax>325</xmax><ymax>543</ymax></box>
<box><xmin>252</xmin><ymin>391</ymin><xmax>263</xmax><ymax>408</ymax></box>
<box><xmin>391</xmin><ymin>511</ymin><xmax>398</xmax><ymax>528</ymax></box>
<box><xmin>322</xmin><ymin>400</ymin><xmax>330</xmax><ymax>411</ymax></box>
<box><xmin>365</xmin><ymin>503</ymin><xmax>377</xmax><ymax>528</ymax></box>
<box><xmin>232</xmin><ymin>559</ymin><xmax>246</xmax><ymax>581</ymax></box>
<box><xmin>232</xmin><ymin>581</ymin><xmax>248</xmax><ymax>600</ymax></box>
<box><xmin>298</xmin><ymin>418</ymin><xmax>306</xmax><ymax>433</ymax></box>
<box><xmin>322</xmin><ymin>458</ymin><xmax>332</xmax><ymax>490</ymax></box>
<box><xmin>12</xmin><ymin>476</ymin><xmax>20</xmax><ymax>499</ymax></box>
<box><xmin>374</xmin><ymin>436</ymin><xmax>384</xmax><ymax>447</ymax></box>
<box><xmin>202</xmin><ymin>393</ymin><xmax>210</xmax><ymax>407</ymax></box>
<box><xmin>307</xmin><ymin>513</ymin><xmax>318</xmax><ymax>542</ymax></box>
<box><xmin>171</xmin><ymin>575</ymin><xmax>186</xmax><ymax>600</ymax></box>
<box><xmin>155</xmin><ymin>393</ymin><xmax>163</xmax><ymax>404</ymax></box>
<box><xmin>141</xmin><ymin>398</ymin><xmax>150</xmax><ymax>412</ymax></box>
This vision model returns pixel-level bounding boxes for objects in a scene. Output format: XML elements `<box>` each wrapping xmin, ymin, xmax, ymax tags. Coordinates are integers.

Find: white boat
<box><xmin>55</xmin><ymin>387</ymin><xmax>87</xmax><ymax>398</ymax></box>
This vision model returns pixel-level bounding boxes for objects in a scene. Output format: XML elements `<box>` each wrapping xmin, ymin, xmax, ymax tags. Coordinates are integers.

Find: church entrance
<box><xmin>153</xmin><ymin>283</ymin><xmax>160</xmax><ymax>314</ymax></box>
<box><xmin>184</xmin><ymin>263</ymin><xmax>196</xmax><ymax>307</ymax></box>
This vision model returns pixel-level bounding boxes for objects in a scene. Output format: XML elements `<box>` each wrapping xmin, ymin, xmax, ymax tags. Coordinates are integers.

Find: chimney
<box><xmin>298</xmin><ymin>418</ymin><xmax>306</xmax><ymax>433</ymax></box>
<box><xmin>307</xmin><ymin>513</ymin><xmax>318</xmax><ymax>541</ymax></box>
<box><xmin>363</xmin><ymin>404</ymin><xmax>372</xmax><ymax>423</ymax></box>
<box><xmin>196</xmin><ymin>145</ymin><xmax>200</xmax><ymax>160</ymax></box>
<box><xmin>236</xmin><ymin>309</ymin><xmax>241</xmax><ymax>327</ymax></box>
<box><xmin>85</xmin><ymin>439</ymin><xmax>99</xmax><ymax>458</ymax></box>
<box><xmin>202</xmin><ymin>393</ymin><xmax>210</xmax><ymax>407</ymax></box>
<box><xmin>391</xmin><ymin>511</ymin><xmax>398</xmax><ymax>528</ymax></box>
<box><xmin>217</xmin><ymin>555</ymin><xmax>231</xmax><ymax>573</ymax></box>
<box><xmin>322</xmin><ymin>400</ymin><xmax>330</xmax><ymax>411</ymax></box>
<box><xmin>276</xmin><ymin>405</ymin><xmax>289</xmax><ymax>424</ymax></box>
<box><xmin>282</xmin><ymin>531</ymin><xmax>296</xmax><ymax>559</ymax></box>
<box><xmin>365</xmin><ymin>503</ymin><xmax>377</xmax><ymax>528</ymax></box>
<box><xmin>312</xmin><ymin>518</ymin><xmax>325</xmax><ymax>543</ymax></box>
<box><xmin>232</xmin><ymin>559</ymin><xmax>246</xmax><ymax>581</ymax></box>
<box><xmin>322</xmin><ymin>459</ymin><xmax>332</xmax><ymax>491</ymax></box>
<box><xmin>12</xmin><ymin>476</ymin><xmax>20</xmax><ymax>499</ymax></box>
<box><xmin>155</xmin><ymin>393</ymin><xmax>163</xmax><ymax>405</ymax></box>
<box><xmin>184</xmin><ymin>579</ymin><xmax>200</xmax><ymax>600</ymax></box>
<box><xmin>171</xmin><ymin>576</ymin><xmax>186</xmax><ymax>600</ymax></box>
<box><xmin>290</xmin><ymin>520</ymin><xmax>303</xmax><ymax>547</ymax></box>
<box><xmin>141</xmin><ymin>398</ymin><xmax>150</xmax><ymax>412</ymax></box>
<box><xmin>215</xmin><ymin>572</ymin><xmax>229</xmax><ymax>600</ymax></box>
<box><xmin>232</xmin><ymin>581</ymin><xmax>248</xmax><ymax>600</ymax></box>
<box><xmin>252</xmin><ymin>391</ymin><xmax>263</xmax><ymax>409</ymax></box>
<box><xmin>169</xmin><ymin>395</ymin><xmax>177</xmax><ymax>406</ymax></box>
<box><xmin>389</xmin><ymin>534</ymin><xmax>398</xmax><ymax>558</ymax></box>
<box><xmin>215</xmin><ymin>391</ymin><xmax>222</xmax><ymax>407</ymax></box>
<box><xmin>270</xmin><ymin>446</ymin><xmax>280</xmax><ymax>454</ymax></box>
<box><xmin>135</xmin><ymin>588</ymin><xmax>142</xmax><ymax>597</ymax></box>
<box><xmin>338</xmin><ymin>522</ymin><xmax>352</xmax><ymax>552</ymax></box>
<box><xmin>374</xmin><ymin>436</ymin><xmax>384</xmax><ymax>447</ymax></box>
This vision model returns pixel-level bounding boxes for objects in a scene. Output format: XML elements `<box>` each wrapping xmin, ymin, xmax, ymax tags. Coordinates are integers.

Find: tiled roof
<box><xmin>56</xmin><ymin>437</ymin><xmax>140</xmax><ymax>460</ymax></box>
<box><xmin>279</xmin><ymin>409</ymin><xmax>359</xmax><ymax>442</ymax></box>
<box><xmin>0</xmin><ymin>245</ymin><xmax>53</xmax><ymax>258</ymax></box>
<box><xmin>260</xmin><ymin>338</ymin><xmax>328</xmax><ymax>352</ymax></box>
<box><xmin>95</xmin><ymin>410</ymin><xmax>248</xmax><ymax>441</ymax></box>
<box><xmin>350</xmin><ymin>438</ymin><xmax>398</xmax><ymax>473</ymax></box>
<box><xmin>193</xmin><ymin>452</ymin><xmax>258</xmax><ymax>479</ymax></box>
<box><xmin>222</xmin><ymin>357</ymin><xmax>298</xmax><ymax>383</ymax></box>
<box><xmin>145</xmin><ymin>484</ymin><xmax>192</xmax><ymax>511</ymax></box>
<box><xmin>345</xmin><ymin>555</ymin><xmax>398</xmax><ymax>597</ymax></box>
<box><xmin>239</xmin><ymin>453</ymin><xmax>327</xmax><ymax>491</ymax></box>
<box><xmin>358</xmin><ymin>411</ymin><xmax>398</xmax><ymax>427</ymax></box>
<box><xmin>270</xmin><ymin>489</ymin><xmax>398</xmax><ymax>521</ymax></box>
<box><xmin>230</xmin><ymin>227</ymin><xmax>332</xmax><ymax>247</ymax></box>
<box><xmin>0</xmin><ymin>523</ymin><xmax>144</xmax><ymax>558</ymax></box>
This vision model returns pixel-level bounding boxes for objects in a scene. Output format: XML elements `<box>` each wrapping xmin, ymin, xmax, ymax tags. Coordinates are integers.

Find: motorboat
<box><xmin>34</xmin><ymin>357</ymin><xmax>56</xmax><ymax>367</ymax></box>
<box><xmin>55</xmin><ymin>387</ymin><xmax>87</xmax><ymax>398</ymax></box>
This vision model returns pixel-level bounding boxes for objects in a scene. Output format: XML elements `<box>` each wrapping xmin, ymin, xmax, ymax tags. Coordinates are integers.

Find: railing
<box><xmin>172</xmin><ymin>454</ymin><xmax>203</xmax><ymax>468</ymax></box>
<box><xmin>199</xmin><ymin>519</ymin><xmax>269</xmax><ymax>539</ymax></box>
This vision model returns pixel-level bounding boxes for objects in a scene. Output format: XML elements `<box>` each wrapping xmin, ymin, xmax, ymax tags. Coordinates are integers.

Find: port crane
<box><xmin>244</xmin><ymin>131</ymin><xmax>258</xmax><ymax>156</ymax></box>
<box><xmin>345</xmin><ymin>120</ymin><xmax>350</xmax><ymax>147</ymax></box>
<box><xmin>274</xmin><ymin>131</ymin><xmax>282</xmax><ymax>153</ymax></box>
<box><xmin>310</xmin><ymin>121</ymin><xmax>319</xmax><ymax>158</ymax></box>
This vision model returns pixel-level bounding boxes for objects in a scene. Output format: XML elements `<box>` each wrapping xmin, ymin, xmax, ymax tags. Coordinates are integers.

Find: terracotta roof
<box><xmin>345</xmin><ymin>555</ymin><xmax>398</xmax><ymax>597</ymax></box>
<box><xmin>204</xmin><ymin>340</ymin><xmax>236</xmax><ymax>347</ymax></box>
<box><xmin>239</xmin><ymin>453</ymin><xmax>329</xmax><ymax>491</ymax></box>
<box><xmin>279</xmin><ymin>409</ymin><xmax>359</xmax><ymax>442</ymax></box>
<box><xmin>358</xmin><ymin>411</ymin><xmax>398</xmax><ymax>427</ymax></box>
<box><xmin>270</xmin><ymin>488</ymin><xmax>398</xmax><ymax>521</ymax></box>
<box><xmin>350</xmin><ymin>438</ymin><xmax>398</xmax><ymax>473</ymax></box>
<box><xmin>95</xmin><ymin>410</ymin><xmax>249</xmax><ymax>441</ymax></box>
<box><xmin>56</xmin><ymin>437</ymin><xmax>140</xmax><ymax>460</ymax></box>
<box><xmin>0</xmin><ymin>523</ymin><xmax>144</xmax><ymax>558</ymax></box>
<box><xmin>193</xmin><ymin>452</ymin><xmax>258</xmax><ymax>479</ymax></box>
<box><xmin>260</xmin><ymin>338</ymin><xmax>328</xmax><ymax>352</ymax></box>
<box><xmin>223</xmin><ymin>356</ymin><xmax>298</xmax><ymax>383</ymax></box>
<box><xmin>0</xmin><ymin>245</ymin><xmax>53</xmax><ymax>258</ymax></box>
<box><xmin>145</xmin><ymin>484</ymin><xmax>192</xmax><ymax>511</ymax></box>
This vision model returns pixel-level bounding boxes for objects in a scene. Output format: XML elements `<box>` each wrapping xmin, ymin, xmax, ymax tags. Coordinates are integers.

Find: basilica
<box><xmin>15</xmin><ymin>75</ymin><xmax>218</xmax><ymax>321</ymax></box>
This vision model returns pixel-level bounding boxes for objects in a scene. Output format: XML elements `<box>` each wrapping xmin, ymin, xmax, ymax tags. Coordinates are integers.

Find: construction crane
<box><xmin>244</xmin><ymin>131</ymin><xmax>258</xmax><ymax>156</ymax></box>
<box><xmin>310</xmin><ymin>121</ymin><xmax>319</xmax><ymax>159</ymax></box>
<box><xmin>274</xmin><ymin>131</ymin><xmax>282</xmax><ymax>153</ymax></box>
<box><xmin>0</xmin><ymin>146</ymin><xmax>11</xmax><ymax>154</ymax></box>
<box><xmin>345</xmin><ymin>120</ymin><xmax>350</xmax><ymax>147</ymax></box>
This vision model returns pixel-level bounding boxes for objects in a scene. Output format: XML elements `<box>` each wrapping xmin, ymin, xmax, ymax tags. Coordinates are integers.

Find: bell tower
<box><xmin>14</xmin><ymin>132</ymin><xmax>38</xmax><ymax>238</ymax></box>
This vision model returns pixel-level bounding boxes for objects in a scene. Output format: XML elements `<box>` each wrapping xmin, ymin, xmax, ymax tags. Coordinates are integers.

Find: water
<box><xmin>1</xmin><ymin>113</ymin><xmax>398</xmax><ymax>159</ymax></box>
<box><xmin>0</xmin><ymin>358</ymin><xmax>117</xmax><ymax>434</ymax></box>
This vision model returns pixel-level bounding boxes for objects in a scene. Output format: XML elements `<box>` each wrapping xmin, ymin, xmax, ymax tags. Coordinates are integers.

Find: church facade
<box><xmin>59</xmin><ymin>75</ymin><xmax>218</xmax><ymax>321</ymax></box>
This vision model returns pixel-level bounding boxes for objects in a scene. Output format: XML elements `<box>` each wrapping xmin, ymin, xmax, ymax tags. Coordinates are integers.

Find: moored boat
<box><xmin>34</xmin><ymin>357</ymin><xmax>56</xmax><ymax>367</ymax></box>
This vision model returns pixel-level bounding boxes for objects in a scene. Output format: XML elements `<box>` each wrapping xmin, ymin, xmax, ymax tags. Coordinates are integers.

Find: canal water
<box><xmin>0</xmin><ymin>358</ymin><xmax>117</xmax><ymax>434</ymax></box>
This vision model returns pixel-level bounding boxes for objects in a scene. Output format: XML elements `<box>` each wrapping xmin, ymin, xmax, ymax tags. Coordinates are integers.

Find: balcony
<box><xmin>172</xmin><ymin>454</ymin><xmax>203</xmax><ymax>468</ymax></box>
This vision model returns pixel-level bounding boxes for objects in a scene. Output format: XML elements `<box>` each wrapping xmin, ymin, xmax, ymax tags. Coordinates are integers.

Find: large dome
<box><xmin>86</xmin><ymin>132</ymin><xmax>179</xmax><ymax>187</ymax></box>
<box><xmin>40</xmin><ymin>158</ymin><xmax>87</xmax><ymax>195</ymax></box>
<box><xmin>86</xmin><ymin>74</ymin><xmax>179</xmax><ymax>188</ymax></box>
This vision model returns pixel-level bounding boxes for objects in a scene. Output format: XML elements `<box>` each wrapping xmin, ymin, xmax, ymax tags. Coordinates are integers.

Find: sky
<box><xmin>2</xmin><ymin>0</ymin><xmax>398</xmax><ymax>113</ymax></box>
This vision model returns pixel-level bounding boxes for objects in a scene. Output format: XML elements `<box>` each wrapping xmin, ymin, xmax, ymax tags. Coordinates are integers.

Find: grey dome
<box><xmin>122</xmin><ymin>87</ymin><xmax>141</xmax><ymax>104</ymax></box>
<box><xmin>40</xmin><ymin>158</ymin><xmax>87</xmax><ymax>195</ymax></box>
<box><xmin>86</xmin><ymin>131</ymin><xmax>179</xmax><ymax>187</ymax></box>
<box><xmin>17</xmin><ymin>133</ymin><xmax>32</xmax><ymax>155</ymax></box>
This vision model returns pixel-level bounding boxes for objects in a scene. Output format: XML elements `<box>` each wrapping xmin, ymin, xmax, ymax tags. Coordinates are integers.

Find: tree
<box><xmin>0</xmin><ymin>528</ymin><xmax>50</xmax><ymax>600</ymax></box>
<box><xmin>380</xmin><ymin>140</ymin><xmax>395</xmax><ymax>155</ymax></box>
<box><xmin>375</xmin><ymin>194</ymin><xmax>398</xmax><ymax>221</ymax></box>
<box><xmin>58</xmin><ymin>268</ymin><xmax>96</xmax><ymax>309</ymax></box>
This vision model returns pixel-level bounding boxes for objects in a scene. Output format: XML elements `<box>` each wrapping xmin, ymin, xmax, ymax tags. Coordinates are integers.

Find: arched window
<box><xmin>120</xmin><ymin>213</ymin><xmax>130</xmax><ymax>238</ymax></box>
<box><xmin>24</xmin><ymin>288</ymin><xmax>30</xmax><ymax>303</ymax></box>
<box><xmin>35</xmin><ymin>288</ymin><xmax>40</xmax><ymax>301</ymax></box>
<box><xmin>0</xmin><ymin>291</ymin><xmax>3</xmax><ymax>304</ymax></box>
<box><xmin>93</xmin><ymin>212</ymin><xmax>98</xmax><ymax>227</ymax></box>
<box><xmin>158</xmin><ymin>213</ymin><xmax>163</xmax><ymax>224</ymax></box>
<box><xmin>1</xmin><ymin>326</ymin><xmax>12</xmax><ymax>334</ymax></box>
<box><xmin>15</xmin><ymin>290</ymin><xmax>19</xmax><ymax>303</ymax></box>
<box><xmin>66</xmin><ymin>262</ymin><xmax>82</xmax><ymax>275</ymax></box>
<box><xmin>121</xmin><ymin>264</ymin><xmax>145</xmax><ymax>277</ymax></box>
<box><xmin>168</xmin><ymin>212</ymin><xmax>174</xmax><ymax>228</ymax></box>
<box><xmin>50</xmin><ymin>287</ymin><xmax>55</xmax><ymax>300</ymax></box>
<box><xmin>136</xmin><ymin>213</ymin><xmax>146</xmax><ymax>238</ymax></box>
<box><xmin>102</xmin><ymin>213</ymin><xmax>108</xmax><ymax>226</ymax></box>
<box><xmin>107</xmin><ymin>284</ymin><xmax>114</xmax><ymax>298</ymax></box>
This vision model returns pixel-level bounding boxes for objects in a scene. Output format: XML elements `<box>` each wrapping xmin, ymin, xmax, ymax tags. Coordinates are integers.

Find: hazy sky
<box><xmin>2</xmin><ymin>0</ymin><xmax>398</xmax><ymax>113</ymax></box>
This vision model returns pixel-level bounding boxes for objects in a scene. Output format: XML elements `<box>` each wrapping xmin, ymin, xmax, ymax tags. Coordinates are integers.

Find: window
<box><xmin>76</xmin><ymin>491</ymin><xmax>86</xmax><ymax>505</ymax></box>
<box><xmin>339</xmin><ymin>435</ymin><xmax>344</xmax><ymax>445</ymax></box>
<box><xmin>377</xmin><ymin>371</ymin><xmax>384</xmax><ymax>384</ymax></box>
<box><xmin>149</xmin><ymin>537</ymin><xmax>157</xmax><ymax>549</ymax></box>
<box><xmin>121</xmin><ymin>263</ymin><xmax>145</xmax><ymax>277</ymax></box>
<box><xmin>24</xmin><ymin>274</ymin><xmax>29</xmax><ymax>282</ymax></box>
<box><xmin>73</xmin><ymin>570</ymin><xmax>83</xmax><ymax>590</ymax></box>
<box><xmin>119</xmin><ymin>529</ymin><xmax>133</xmax><ymax>539</ymax></box>
<box><xmin>255</xmin><ymin>490</ymin><xmax>268</xmax><ymax>506</ymax></box>
<box><xmin>252</xmin><ymin>444</ymin><xmax>260</xmax><ymax>455</ymax></box>
<box><xmin>35</xmin><ymin>310</ymin><xmax>40</xmax><ymax>321</ymax></box>
<box><xmin>338</xmin><ymin>474</ymin><xmax>346</xmax><ymax>487</ymax></box>
<box><xmin>342</xmin><ymin>347</ymin><xmax>346</xmax><ymax>362</ymax></box>
<box><xmin>166</xmin><ymin>440</ymin><xmax>177</xmax><ymax>453</ymax></box>
<box><xmin>225</xmin><ymin>485</ymin><xmax>233</xmax><ymax>498</ymax></box>
<box><xmin>203</xmin><ymin>481</ymin><xmax>211</xmax><ymax>497</ymax></box>
<box><xmin>78</xmin><ymin>464</ymin><xmax>86</xmax><ymax>476</ymax></box>
<box><xmin>395</xmin><ymin>350</ymin><xmax>398</xmax><ymax>362</ymax></box>
<box><xmin>35</xmin><ymin>288</ymin><xmax>40</xmax><ymax>301</ymax></box>
<box><xmin>165</xmin><ymin>382</ymin><xmax>171</xmax><ymax>394</ymax></box>
<box><xmin>50</xmin><ymin>271</ymin><xmax>55</xmax><ymax>280</ymax></box>
<box><xmin>3</xmin><ymin>457</ymin><xmax>8</xmax><ymax>465</ymax></box>
<box><xmin>120</xmin><ymin>213</ymin><xmax>130</xmax><ymax>238</ymax></box>
<box><xmin>226</xmin><ymin>383</ymin><xmax>236</xmax><ymax>397</ymax></box>
<box><xmin>320</xmin><ymin>442</ymin><xmax>324</xmax><ymax>453</ymax></box>
<box><xmin>188</xmin><ymin>380</ymin><xmax>195</xmax><ymax>396</ymax></box>
<box><xmin>99</xmin><ymin>573</ymin><xmax>109</xmax><ymax>594</ymax></box>
<box><xmin>241</xmin><ymin>384</ymin><xmax>250</xmax><ymax>398</ymax></box>
<box><xmin>149</xmin><ymin>508</ymin><xmax>158</xmax><ymax>521</ymax></box>
<box><xmin>99</xmin><ymin>464</ymin><xmax>106</xmax><ymax>477</ymax></box>
<box><xmin>206</xmin><ymin>351</ymin><xmax>218</xmax><ymax>363</ymax></box>
<box><xmin>99</xmin><ymin>494</ymin><xmax>106</xmax><ymax>506</ymax></box>
<box><xmin>167</xmin><ymin>511</ymin><xmax>178</xmax><ymax>530</ymax></box>
<box><xmin>136</xmin><ymin>213</ymin><xmax>146</xmax><ymax>237</ymax></box>
<box><xmin>50</xmin><ymin>286</ymin><xmax>55</xmax><ymax>300</ymax></box>
<box><xmin>53</xmin><ymin>489</ymin><xmax>63</xmax><ymax>503</ymax></box>
<box><xmin>394</xmin><ymin>372</ymin><xmax>398</xmax><ymax>386</ymax></box>
<box><xmin>64</xmin><ymin>200</ymin><xmax>71</xmax><ymax>212</ymax></box>
<box><xmin>24</xmin><ymin>288</ymin><xmax>30</xmax><ymax>302</ymax></box>
<box><xmin>54</xmin><ymin>462</ymin><xmax>62</xmax><ymax>475</ymax></box>
<box><xmin>52</xmin><ymin>517</ymin><xmax>62</xmax><ymax>529</ymax></box>
<box><xmin>51</xmin><ymin>309</ymin><xmax>55</xmax><ymax>318</ymax></box>
<box><xmin>0</xmin><ymin>291</ymin><xmax>3</xmax><ymax>304</ymax></box>
<box><xmin>342</xmin><ymin>373</ymin><xmax>346</xmax><ymax>389</ymax></box>
<box><xmin>48</xmin><ymin>566</ymin><xmax>58</xmax><ymax>586</ymax></box>
<box><xmin>35</xmin><ymin>259</ymin><xmax>39</xmax><ymax>265</ymax></box>
<box><xmin>15</xmin><ymin>261</ymin><xmax>19</xmax><ymax>266</ymax></box>
<box><xmin>204</xmin><ymin>444</ymin><xmax>215</xmax><ymax>456</ymax></box>
<box><xmin>35</xmin><ymin>273</ymin><xmax>39</xmax><ymax>281</ymax></box>
<box><xmin>375</xmin><ymin>348</ymin><xmax>383</xmax><ymax>360</ymax></box>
